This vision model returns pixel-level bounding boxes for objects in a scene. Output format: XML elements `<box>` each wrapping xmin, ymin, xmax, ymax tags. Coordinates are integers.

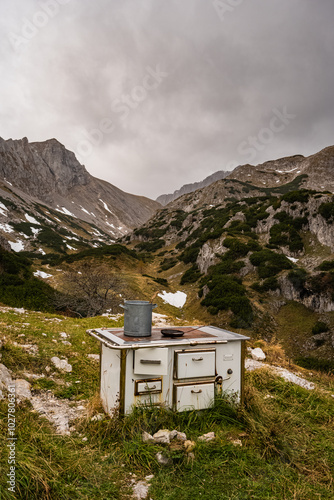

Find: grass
<box><xmin>0</xmin><ymin>306</ymin><xmax>333</xmax><ymax>499</ymax></box>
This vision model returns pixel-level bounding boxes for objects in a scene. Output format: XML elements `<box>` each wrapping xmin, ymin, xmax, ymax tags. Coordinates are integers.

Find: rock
<box><xmin>62</xmin><ymin>341</ymin><xmax>72</xmax><ymax>346</ymax></box>
<box><xmin>132</xmin><ymin>480</ymin><xmax>150</xmax><ymax>499</ymax></box>
<box><xmin>145</xmin><ymin>475</ymin><xmax>154</xmax><ymax>481</ymax></box>
<box><xmin>152</xmin><ymin>429</ymin><xmax>171</xmax><ymax>444</ymax></box>
<box><xmin>198</xmin><ymin>432</ymin><xmax>215</xmax><ymax>442</ymax></box>
<box><xmin>87</xmin><ymin>354</ymin><xmax>100</xmax><ymax>361</ymax></box>
<box><xmin>0</xmin><ymin>363</ymin><xmax>13</xmax><ymax>391</ymax></box>
<box><xmin>251</xmin><ymin>348</ymin><xmax>266</xmax><ymax>361</ymax></box>
<box><xmin>142</xmin><ymin>431</ymin><xmax>155</xmax><ymax>443</ymax></box>
<box><xmin>231</xmin><ymin>439</ymin><xmax>242</xmax><ymax>447</ymax></box>
<box><xmin>51</xmin><ymin>357</ymin><xmax>72</xmax><ymax>373</ymax></box>
<box><xmin>15</xmin><ymin>379</ymin><xmax>32</xmax><ymax>401</ymax></box>
<box><xmin>170</xmin><ymin>430</ymin><xmax>187</xmax><ymax>441</ymax></box>
<box><xmin>183</xmin><ymin>440</ymin><xmax>196</xmax><ymax>452</ymax></box>
<box><xmin>82</xmin><ymin>437</ymin><xmax>88</xmax><ymax>442</ymax></box>
<box><xmin>59</xmin><ymin>332</ymin><xmax>68</xmax><ymax>338</ymax></box>
<box><xmin>91</xmin><ymin>413</ymin><xmax>104</xmax><ymax>422</ymax></box>
<box><xmin>155</xmin><ymin>452</ymin><xmax>171</xmax><ymax>465</ymax></box>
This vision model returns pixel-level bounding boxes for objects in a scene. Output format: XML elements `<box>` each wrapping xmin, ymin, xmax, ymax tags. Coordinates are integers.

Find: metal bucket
<box><xmin>120</xmin><ymin>300</ymin><xmax>157</xmax><ymax>337</ymax></box>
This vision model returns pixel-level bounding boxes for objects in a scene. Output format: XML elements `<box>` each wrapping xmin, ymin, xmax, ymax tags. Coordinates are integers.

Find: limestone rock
<box><xmin>155</xmin><ymin>452</ymin><xmax>171</xmax><ymax>465</ymax></box>
<box><xmin>87</xmin><ymin>354</ymin><xmax>100</xmax><ymax>361</ymax></box>
<box><xmin>183</xmin><ymin>440</ymin><xmax>196</xmax><ymax>452</ymax></box>
<box><xmin>0</xmin><ymin>363</ymin><xmax>13</xmax><ymax>391</ymax></box>
<box><xmin>251</xmin><ymin>348</ymin><xmax>266</xmax><ymax>361</ymax></box>
<box><xmin>15</xmin><ymin>379</ymin><xmax>32</xmax><ymax>401</ymax></box>
<box><xmin>170</xmin><ymin>430</ymin><xmax>187</xmax><ymax>442</ymax></box>
<box><xmin>198</xmin><ymin>432</ymin><xmax>215</xmax><ymax>442</ymax></box>
<box><xmin>142</xmin><ymin>431</ymin><xmax>155</xmax><ymax>443</ymax></box>
<box><xmin>132</xmin><ymin>480</ymin><xmax>150</xmax><ymax>499</ymax></box>
<box><xmin>152</xmin><ymin>429</ymin><xmax>171</xmax><ymax>444</ymax></box>
<box><xmin>51</xmin><ymin>356</ymin><xmax>72</xmax><ymax>373</ymax></box>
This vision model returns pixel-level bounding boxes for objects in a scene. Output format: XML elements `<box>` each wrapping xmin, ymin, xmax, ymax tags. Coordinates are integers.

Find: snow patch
<box><xmin>9</xmin><ymin>240</ymin><xmax>25</xmax><ymax>252</ymax></box>
<box><xmin>25</xmin><ymin>214</ymin><xmax>40</xmax><ymax>225</ymax></box>
<box><xmin>80</xmin><ymin>206</ymin><xmax>90</xmax><ymax>215</ymax></box>
<box><xmin>34</xmin><ymin>270</ymin><xmax>52</xmax><ymax>279</ymax></box>
<box><xmin>158</xmin><ymin>291</ymin><xmax>187</xmax><ymax>308</ymax></box>
<box><xmin>31</xmin><ymin>227</ymin><xmax>40</xmax><ymax>236</ymax></box>
<box><xmin>56</xmin><ymin>207</ymin><xmax>77</xmax><ymax>218</ymax></box>
<box><xmin>0</xmin><ymin>202</ymin><xmax>8</xmax><ymax>216</ymax></box>
<box><xmin>287</xmin><ymin>256</ymin><xmax>299</xmax><ymax>263</ymax></box>
<box><xmin>0</xmin><ymin>223</ymin><xmax>13</xmax><ymax>233</ymax></box>
<box><xmin>38</xmin><ymin>248</ymin><xmax>46</xmax><ymax>255</ymax></box>
<box><xmin>99</xmin><ymin>199</ymin><xmax>113</xmax><ymax>214</ymax></box>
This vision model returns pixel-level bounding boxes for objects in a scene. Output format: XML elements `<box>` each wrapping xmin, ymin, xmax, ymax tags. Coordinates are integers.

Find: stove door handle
<box><xmin>192</xmin><ymin>357</ymin><xmax>203</xmax><ymax>362</ymax></box>
<box><xmin>145</xmin><ymin>384</ymin><xmax>157</xmax><ymax>390</ymax></box>
<box><xmin>191</xmin><ymin>389</ymin><xmax>202</xmax><ymax>394</ymax></box>
<box><xmin>140</xmin><ymin>359</ymin><xmax>161</xmax><ymax>365</ymax></box>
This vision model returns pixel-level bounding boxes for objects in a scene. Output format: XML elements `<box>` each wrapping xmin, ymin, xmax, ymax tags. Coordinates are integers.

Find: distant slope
<box><xmin>227</xmin><ymin>146</ymin><xmax>334</xmax><ymax>191</ymax></box>
<box><xmin>156</xmin><ymin>170</ymin><xmax>231</xmax><ymax>205</ymax></box>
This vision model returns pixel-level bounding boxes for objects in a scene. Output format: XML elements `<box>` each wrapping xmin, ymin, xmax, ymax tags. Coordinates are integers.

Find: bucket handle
<box><xmin>119</xmin><ymin>304</ymin><xmax>157</xmax><ymax>309</ymax></box>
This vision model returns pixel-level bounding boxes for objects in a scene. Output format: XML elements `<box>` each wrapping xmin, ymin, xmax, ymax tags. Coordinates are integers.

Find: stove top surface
<box><xmin>88</xmin><ymin>325</ymin><xmax>249</xmax><ymax>348</ymax></box>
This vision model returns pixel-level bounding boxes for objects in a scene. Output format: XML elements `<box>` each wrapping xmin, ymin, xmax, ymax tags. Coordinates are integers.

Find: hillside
<box><xmin>0</xmin><ymin>306</ymin><xmax>333</xmax><ymax>499</ymax></box>
<box><xmin>0</xmin><ymin>137</ymin><xmax>160</xmax><ymax>254</ymax></box>
<box><xmin>227</xmin><ymin>146</ymin><xmax>334</xmax><ymax>191</ymax></box>
<box><xmin>125</xmin><ymin>168</ymin><xmax>334</xmax><ymax>369</ymax></box>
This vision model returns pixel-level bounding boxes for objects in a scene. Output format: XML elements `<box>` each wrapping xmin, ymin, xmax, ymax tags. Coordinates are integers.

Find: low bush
<box><xmin>250</xmin><ymin>249</ymin><xmax>292</xmax><ymax>278</ymax></box>
<box><xmin>180</xmin><ymin>265</ymin><xmax>201</xmax><ymax>285</ymax></box>
<box><xmin>312</xmin><ymin>321</ymin><xmax>329</xmax><ymax>335</ymax></box>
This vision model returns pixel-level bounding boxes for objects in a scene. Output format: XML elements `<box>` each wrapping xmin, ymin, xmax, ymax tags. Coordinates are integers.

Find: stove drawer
<box><xmin>134</xmin><ymin>348</ymin><xmax>168</xmax><ymax>375</ymax></box>
<box><xmin>174</xmin><ymin>349</ymin><xmax>216</xmax><ymax>379</ymax></box>
<box><xmin>135</xmin><ymin>378</ymin><xmax>162</xmax><ymax>395</ymax></box>
<box><xmin>174</xmin><ymin>382</ymin><xmax>215</xmax><ymax>411</ymax></box>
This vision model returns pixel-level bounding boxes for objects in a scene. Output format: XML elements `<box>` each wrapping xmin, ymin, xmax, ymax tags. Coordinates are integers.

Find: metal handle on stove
<box><xmin>191</xmin><ymin>389</ymin><xmax>202</xmax><ymax>394</ymax></box>
<box><xmin>192</xmin><ymin>357</ymin><xmax>203</xmax><ymax>362</ymax></box>
<box><xmin>140</xmin><ymin>359</ymin><xmax>161</xmax><ymax>365</ymax></box>
<box><xmin>145</xmin><ymin>384</ymin><xmax>157</xmax><ymax>390</ymax></box>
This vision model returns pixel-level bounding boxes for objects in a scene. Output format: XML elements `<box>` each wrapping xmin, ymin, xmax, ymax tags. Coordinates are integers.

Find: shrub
<box><xmin>312</xmin><ymin>321</ymin><xmax>329</xmax><ymax>335</ymax></box>
<box><xmin>250</xmin><ymin>249</ymin><xmax>292</xmax><ymax>278</ymax></box>
<box><xmin>251</xmin><ymin>277</ymin><xmax>280</xmax><ymax>293</ymax></box>
<box><xmin>180</xmin><ymin>265</ymin><xmax>201</xmax><ymax>285</ymax></box>
<box><xmin>317</xmin><ymin>260</ymin><xmax>334</xmax><ymax>271</ymax></box>
<box><xmin>179</xmin><ymin>245</ymin><xmax>201</xmax><ymax>264</ymax></box>
<box><xmin>281</xmin><ymin>189</ymin><xmax>310</xmax><ymax>204</ymax></box>
<box><xmin>201</xmin><ymin>275</ymin><xmax>253</xmax><ymax>327</ymax></box>
<box><xmin>135</xmin><ymin>239</ymin><xmax>165</xmax><ymax>253</ymax></box>
<box><xmin>319</xmin><ymin>200</ymin><xmax>334</xmax><ymax>221</ymax></box>
<box><xmin>287</xmin><ymin>269</ymin><xmax>308</xmax><ymax>292</ymax></box>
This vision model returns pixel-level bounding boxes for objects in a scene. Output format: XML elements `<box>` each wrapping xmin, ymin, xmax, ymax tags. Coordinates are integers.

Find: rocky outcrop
<box><xmin>278</xmin><ymin>275</ymin><xmax>334</xmax><ymax>313</ymax></box>
<box><xmin>196</xmin><ymin>238</ymin><xmax>227</xmax><ymax>274</ymax></box>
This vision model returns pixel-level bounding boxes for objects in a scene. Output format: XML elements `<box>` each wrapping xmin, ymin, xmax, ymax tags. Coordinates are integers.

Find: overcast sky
<box><xmin>1</xmin><ymin>0</ymin><xmax>334</xmax><ymax>199</ymax></box>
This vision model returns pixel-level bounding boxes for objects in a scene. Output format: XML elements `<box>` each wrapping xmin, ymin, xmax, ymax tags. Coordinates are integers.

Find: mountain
<box><xmin>226</xmin><ymin>146</ymin><xmax>334</xmax><ymax>191</ymax></box>
<box><xmin>125</xmin><ymin>145</ymin><xmax>334</xmax><ymax>365</ymax></box>
<box><xmin>157</xmin><ymin>146</ymin><xmax>334</xmax><ymax>207</ymax></box>
<box><xmin>0</xmin><ymin>137</ymin><xmax>160</xmax><ymax>254</ymax></box>
<box><xmin>156</xmin><ymin>169</ymin><xmax>232</xmax><ymax>205</ymax></box>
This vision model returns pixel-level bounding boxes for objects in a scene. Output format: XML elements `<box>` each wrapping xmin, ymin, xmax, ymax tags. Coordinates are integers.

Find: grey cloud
<box><xmin>0</xmin><ymin>0</ymin><xmax>333</xmax><ymax>197</ymax></box>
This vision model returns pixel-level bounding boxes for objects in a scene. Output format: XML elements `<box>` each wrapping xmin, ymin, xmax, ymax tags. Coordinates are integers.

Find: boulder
<box><xmin>15</xmin><ymin>379</ymin><xmax>32</xmax><ymax>401</ymax></box>
<box><xmin>251</xmin><ymin>348</ymin><xmax>266</xmax><ymax>361</ymax></box>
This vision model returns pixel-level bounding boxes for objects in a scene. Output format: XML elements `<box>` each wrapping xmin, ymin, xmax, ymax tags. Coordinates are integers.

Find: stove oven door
<box><xmin>173</xmin><ymin>381</ymin><xmax>215</xmax><ymax>411</ymax></box>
